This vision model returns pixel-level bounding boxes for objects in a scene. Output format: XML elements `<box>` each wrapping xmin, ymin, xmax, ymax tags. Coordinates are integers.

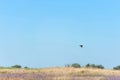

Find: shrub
<box><xmin>71</xmin><ymin>63</ymin><xmax>81</xmax><ymax>68</ymax></box>
<box><xmin>86</xmin><ymin>64</ymin><xmax>91</xmax><ymax>67</ymax></box>
<box><xmin>113</xmin><ymin>65</ymin><xmax>120</xmax><ymax>70</ymax></box>
<box><xmin>24</xmin><ymin>66</ymin><xmax>29</xmax><ymax>69</ymax></box>
<box><xmin>85</xmin><ymin>64</ymin><xmax>104</xmax><ymax>69</ymax></box>
<box><xmin>96</xmin><ymin>65</ymin><xmax>104</xmax><ymax>69</ymax></box>
<box><xmin>11</xmin><ymin>65</ymin><xmax>22</xmax><ymax>68</ymax></box>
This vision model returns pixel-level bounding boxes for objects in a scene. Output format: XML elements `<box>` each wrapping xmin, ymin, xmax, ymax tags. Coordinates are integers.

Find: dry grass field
<box><xmin>0</xmin><ymin>67</ymin><xmax>120</xmax><ymax>80</ymax></box>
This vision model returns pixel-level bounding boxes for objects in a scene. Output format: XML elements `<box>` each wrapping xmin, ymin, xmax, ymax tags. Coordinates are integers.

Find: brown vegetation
<box><xmin>0</xmin><ymin>67</ymin><xmax>120</xmax><ymax>80</ymax></box>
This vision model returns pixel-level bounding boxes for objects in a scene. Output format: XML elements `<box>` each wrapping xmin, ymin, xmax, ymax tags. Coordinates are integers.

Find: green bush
<box><xmin>96</xmin><ymin>65</ymin><xmax>104</xmax><ymax>69</ymax></box>
<box><xmin>85</xmin><ymin>64</ymin><xmax>104</xmax><ymax>69</ymax></box>
<box><xmin>113</xmin><ymin>65</ymin><xmax>120</xmax><ymax>70</ymax></box>
<box><xmin>86</xmin><ymin>64</ymin><xmax>91</xmax><ymax>67</ymax></box>
<box><xmin>24</xmin><ymin>66</ymin><xmax>29</xmax><ymax>69</ymax></box>
<box><xmin>71</xmin><ymin>63</ymin><xmax>81</xmax><ymax>68</ymax></box>
<box><xmin>11</xmin><ymin>65</ymin><xmax>22</xmax><ymax>68</ymax></box>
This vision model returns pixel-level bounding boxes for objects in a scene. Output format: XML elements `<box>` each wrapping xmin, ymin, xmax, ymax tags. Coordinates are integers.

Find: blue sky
<box><xmin>0</xmin><ymin>0</ymin><xmax>120</xmax><ymax>68</ymax></box>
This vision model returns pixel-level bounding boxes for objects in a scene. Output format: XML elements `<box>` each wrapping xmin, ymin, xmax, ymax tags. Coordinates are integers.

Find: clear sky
<box><xmin>0</xmin><ymin>0</ymin><xmax>120</xmax><ymax>68</ymax></box>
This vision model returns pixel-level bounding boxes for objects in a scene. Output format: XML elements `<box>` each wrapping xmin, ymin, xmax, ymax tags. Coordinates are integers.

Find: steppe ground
<box><xmin>0</xmin><ymin>67</ymin><xmax>120</xmax><ymax>80</ymax></box>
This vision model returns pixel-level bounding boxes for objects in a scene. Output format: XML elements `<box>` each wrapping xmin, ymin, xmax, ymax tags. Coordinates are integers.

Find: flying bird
<box><xmin>80</xmin><ymin>45</ymin><xmax>83</xmax><ymax>48</ymax></box>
